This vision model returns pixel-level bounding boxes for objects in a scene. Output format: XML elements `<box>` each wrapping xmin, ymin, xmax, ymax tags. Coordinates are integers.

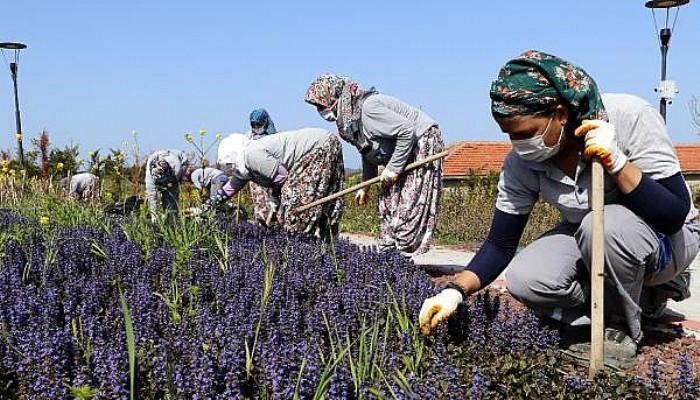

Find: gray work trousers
<box><xmin>506</xmin><ymin>204</ymin><xmax>700</xmax><ymax>342</ymax></box>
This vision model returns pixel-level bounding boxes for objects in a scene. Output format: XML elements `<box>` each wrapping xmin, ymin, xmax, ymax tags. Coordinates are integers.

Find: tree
<box><xmin>689</xmin><ymin>96</ymin><xmax>700</xmax><ymax>134</ymax></box>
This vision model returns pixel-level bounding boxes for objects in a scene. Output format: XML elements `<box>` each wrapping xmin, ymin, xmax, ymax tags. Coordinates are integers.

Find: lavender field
<box><xmin>0</xmin><ymin>207</ymin><xmax>697</xmax><ymax>399</ymax></box>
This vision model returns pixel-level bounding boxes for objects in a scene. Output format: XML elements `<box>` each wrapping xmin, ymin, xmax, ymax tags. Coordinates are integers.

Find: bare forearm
<box><xmin>450</xmin><ymin>270</ymin><xmax>482</xmax><ymax>296</ymax></box>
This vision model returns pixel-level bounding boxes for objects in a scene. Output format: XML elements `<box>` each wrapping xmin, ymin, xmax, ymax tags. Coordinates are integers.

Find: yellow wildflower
<box><xmin>15</xmin><ymin>134</ymin><xmax>22</xmax><ymax>141</ymax></box>
<box><xmin>185</xmin><ymin>133</ymin><xmax>194</xmax><ymax>143</ymax></box>
<box><xmin>10</xmin><ymin>169</ymin><xmax>17</xmax><ymax>176</ymax></box>
<box><xmin>39</xmin><ymin>216</ymin><xmax>49</xmax><ymax>225</ymax></box>
<box><xmin>56</xmin><ymin>162</ymin><xmax>64</xmax><ymax>171</ymax></box>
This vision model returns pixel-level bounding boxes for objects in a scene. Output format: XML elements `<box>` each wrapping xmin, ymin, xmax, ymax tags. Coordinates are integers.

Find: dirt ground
<box><xmin>429</xmin><ymin>244</ymin><xmax>700</xmax><ymax>388</ymax></box>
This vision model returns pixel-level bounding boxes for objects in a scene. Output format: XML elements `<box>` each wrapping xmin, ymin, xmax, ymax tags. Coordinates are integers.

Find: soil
<box><xmin>434</xmin><ymin>270</ymin><xmax>700</xmax><ymax>389</ymax></box>
<box><xmin>347</xmin><ymin>233</ymin><xmax>700</xmax><ymax>388</ymax></box>
<box><xmin>437</xmin><ymin>241</ymin><xmax>700</xmax><ymax>386</ymax></box>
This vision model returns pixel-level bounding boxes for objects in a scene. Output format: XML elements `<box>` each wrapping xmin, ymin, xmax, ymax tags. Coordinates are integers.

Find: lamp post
<box><xmin>0</xmin><ymin>42</ymin><xmax>27</xmax><ymax>168</ymax></box>
<box><xmin>645</xmin><ymin>0</ymin><xmax>690</xmax><ymax>121</ymax></box>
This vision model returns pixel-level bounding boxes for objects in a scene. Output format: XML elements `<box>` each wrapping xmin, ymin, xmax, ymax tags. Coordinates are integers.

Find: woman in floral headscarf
<box><xmin>247</xmin><ymin>108</ymin><xmax>280</xmax><ymax>224</ymax></box>
<box><xmin>419</xmin><ymin>50</ymin><xmax>700</xmax><ymax>365</ymax></box>
<box><xmin>305</xmin><ymin>74</ymin><xmax>444</xmax><ymax>255</ymax></box>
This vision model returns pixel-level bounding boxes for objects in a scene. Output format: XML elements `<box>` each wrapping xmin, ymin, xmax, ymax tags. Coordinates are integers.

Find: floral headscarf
<box><xmin>304</xmin><ymin>73</ymin><xmax>377</xmax><ymax>136</ymax></box>
<box><xmin>249</xmin><ymin>108</ymin><xmax>277</xmax><ymax>137</ymax></box>
<box><xmin>490</xmin><ymin>50</ymin><xmax>607</xmax><ymax>123</ymax></box>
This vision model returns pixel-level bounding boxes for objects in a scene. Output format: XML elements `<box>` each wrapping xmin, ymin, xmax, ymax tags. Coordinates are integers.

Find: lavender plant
<box><xmin>0</xmin><ymin>210</ymin><xmax>697</xmax><ymax>399</ymax></box>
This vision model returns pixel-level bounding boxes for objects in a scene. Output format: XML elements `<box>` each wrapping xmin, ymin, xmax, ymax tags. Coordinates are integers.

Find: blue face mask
<box><xmin>511</xmin><ymin>115</ymin><xmax>563</xmax><ymax>162</ymax></box>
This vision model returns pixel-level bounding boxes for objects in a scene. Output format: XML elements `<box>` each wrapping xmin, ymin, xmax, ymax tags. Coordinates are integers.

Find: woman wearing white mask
<box><xmin>208</xmin><ymin>128</ymin><xmax>345</xmax><ymax>237</ymax></box>
<box><xmin>419</xmin><ymin>50</ymin><xmax>700</xmax><ymax>366</ymax></box>
<box><xmin>248</xmin><ymin>108</ymin><xmax>277</xmax><ymax>139</ymax></box>
<box><xmin>247</xmin><ymin>108</ymin><xmax>281</xmax><ymax>223</ymax></box>
<box><xmin>304</xmin><ymin>74</ymin><xmax>444</xmax><ymax>255</ymax></box>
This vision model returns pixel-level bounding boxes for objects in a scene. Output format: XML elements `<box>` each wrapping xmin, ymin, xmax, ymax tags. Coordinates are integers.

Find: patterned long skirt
<box><xmin>278</xmin><ymin>135</ymin><xmax>345</xmax><ymax>236</ymax></box>
<box><xmin>378</xmin><ymin>126</ymin><xmax>443</xmax><ymax>255</ymax></box>
<box><xmin>249</xmin><ymin>182</ymin><xmax>275</xmax><ymax>223</ymax></box>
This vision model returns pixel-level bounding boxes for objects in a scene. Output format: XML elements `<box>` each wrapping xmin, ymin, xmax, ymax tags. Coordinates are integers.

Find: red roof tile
<box><xmin>675</xmin><ymin>144</ymin><xmax>700</xmax><ymax>173</ymax></box>
<box><xmin>444</xmin><ymin>141</ymin><xmax>511</xmax><ymax>178</ymax></box>
<box><xmin>444</xmin><ymin>141</ymin><xmax>700</xmax><ymax>179</ymax></box>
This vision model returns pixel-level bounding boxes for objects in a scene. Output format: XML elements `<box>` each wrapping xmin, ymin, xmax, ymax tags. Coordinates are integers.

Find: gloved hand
<box><xmin>380</xmin><ymin>168</ymin><xmax>399</xmax><ymax>187</ymax></box>
<box><xmin>183</xmin><ymin>207</ymin><xmax>203</xmax><ymax>218</ymax></box>
<box><xmin>265</xmin><ymin>196</ymin><xmax>281</xmax><ymax>226</ymax></box>
<box><xmin>418</xmin><ymin>288</ymin><xmax>463</xmax><ymax>335</ymax></box>
<box><xmin>203</xmin><ymin>187</ymin><xmax>229</xmax><ymax>212</ymax></box>
<box><xmin>355</xmin><ymin>188</ymin><xmax>369</xmax><ymax>206</ymax></box>
<box><xmin>574</xmin><ymin>120</ymin><xmax>628</xmax><ymax>174</ymax></box>
<box><xmin>268</xmin><ymin>196</ymin><xmax>281</xmax><ymax>213</ymax></box>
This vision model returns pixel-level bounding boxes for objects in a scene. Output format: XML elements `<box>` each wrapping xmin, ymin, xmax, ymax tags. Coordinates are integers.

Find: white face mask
<box><xmin>252</xmin><ymin>126</ymin><xmax>265</xmax><ymax>135</ymax></box>
<box><xmin>319</xmin><ymin>106</ymin><xmax>337</xmax><ymax>122</ymax></box>
<box><xmin>511</xmin><ymin>115</ymin><xmax>563</xmax><ymax>162</ymax></box>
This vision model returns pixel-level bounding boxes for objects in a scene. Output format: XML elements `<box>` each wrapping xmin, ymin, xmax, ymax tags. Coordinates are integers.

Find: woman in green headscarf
<box><xmin>419</xmin><ymin>50</ymin><xmax>700</xmax><ymax>365</ymax></box>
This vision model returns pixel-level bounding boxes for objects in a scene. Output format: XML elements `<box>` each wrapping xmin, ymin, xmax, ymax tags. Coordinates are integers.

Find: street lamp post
<box><xmin>0</xmin><ymin>42</ymin><xmax>27</xmax><ymax>168</ymax></box>
<box><xmin>645</xmin><ymin>0</ymin><xmax>690</xmax><ymax>121</ymax></box>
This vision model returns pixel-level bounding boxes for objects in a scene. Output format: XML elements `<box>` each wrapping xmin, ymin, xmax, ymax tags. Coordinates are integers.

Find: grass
<box><xmin>2</xmin><ymin>174</ymin><xmax>699</xmax><ymax>252</ymax></box>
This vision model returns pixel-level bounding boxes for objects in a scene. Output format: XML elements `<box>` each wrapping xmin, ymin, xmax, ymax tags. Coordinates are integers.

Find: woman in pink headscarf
<box><xmin>305</xmin><ymin>74</ymin><xmax>444</xmax><ymax>255</ymax></box>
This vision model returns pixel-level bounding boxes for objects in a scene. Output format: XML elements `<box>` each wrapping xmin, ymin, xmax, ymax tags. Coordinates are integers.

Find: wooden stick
<box><xmin>589</xmin><ymin>159</ymin><xmax>605</xmax><ymax>377</ymax></box>
<box><xmin>236</xmin><ymin>191</ymin><xmax>242</xmax><ymax>224</ymax></box>
<box><xmin>292</xmin><ymin>149</ymin><xmax>451</xmax><ymax>213</ymax></box>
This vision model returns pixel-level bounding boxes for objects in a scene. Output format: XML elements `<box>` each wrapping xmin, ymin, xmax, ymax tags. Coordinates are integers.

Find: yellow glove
<box><xmin>574</xmin><ymin>119</ymin><xmax>628</xmax><ymax>174</ymax></box>
<box><xmin>418</xmin><ymin>288</ymin><xmax>463</xmax><ymax>335</ymax></box>
<box><xmin>355</xmin><ymin>188</ymin><xmax>369</xmax><ymax>206</ymax></box>
<box><xmin>379</xmin><ymin>168</ymin><xmax>399</xmax><ymax>187</ymax></box>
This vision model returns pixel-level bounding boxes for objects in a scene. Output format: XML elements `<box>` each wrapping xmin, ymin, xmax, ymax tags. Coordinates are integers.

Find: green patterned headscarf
<box><xmin>490</xmin><ymin>50</ymin><xmax>607</xmax><ymax>123</ymax></box>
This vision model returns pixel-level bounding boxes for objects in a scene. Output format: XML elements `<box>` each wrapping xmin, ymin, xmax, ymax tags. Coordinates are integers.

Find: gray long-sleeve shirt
<box><xmin>191</xmin><ymin>167</ymin><xmax>224</xmax><ymax>190</ymax></box>
<box><xmin>68</xmin><ymin>172</ymin><xmax>99</xmax><ymax>199</ymax></box>
<box><xmin>496</xmin><ymin>93</ymin><xmax>698</xmax><ymax>224</ymax></box>
<box><xmin>359</xmin><ymin>94</ymin><xmax>437</xmax><ymax>180</ymax></box>
<box><xmin>227</xmin><ymin>128</ymin><xmax>333</xmax><ymax>191</ymax></box>
<box><xmin>191</xmin><ymin>167</ymin><xmax>227</xmax><ymax>202</ymax></box>
<box><xmin>144</xmin><ymin>149</ymin><xmax>190</xmax><ymax>214</ymax></box>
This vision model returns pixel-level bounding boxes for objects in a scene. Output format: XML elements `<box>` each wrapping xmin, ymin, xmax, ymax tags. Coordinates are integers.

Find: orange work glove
<box><xmin>418</xmin><ymin>288</ymin><xmax>463</xmax><ymax>335</ymax></box>
<box><xmin>355</xmin><ymin>188</ymin><xmax>369</xmax><ymax>206</ymax></box>
<box><xmin>574</xmin><ymin>119</ymin><xmax>628</xmax><ymax>174</ymax></box>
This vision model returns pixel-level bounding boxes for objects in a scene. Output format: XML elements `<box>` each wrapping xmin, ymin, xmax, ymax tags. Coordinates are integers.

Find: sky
<box><xmin>1</xmin><ymin>1</ymin><xmax>699</xmax><ymax>168</ymax></box>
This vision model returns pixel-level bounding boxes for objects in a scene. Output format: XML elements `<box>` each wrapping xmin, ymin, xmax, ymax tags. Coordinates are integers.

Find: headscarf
<box><xmin>190</xmin><ymin>167</ymin><xmax>220</xmax><ymax>191</ymax></box>
<box><xmin>249</xmin><ymin>108</ymin><xmax>277</xmax><ymax>137</ymax></box>
<box><xmin>489</xmin><ymin>50</ymin><xmax>608</xmax><ymax>123</ymax></box>
<box><xmin>149</xmin><ymin>156</ymin><xmax>173</xmax><ymax>186</ymax></box>
<box><xmin>217</xmin><ymin>133</ymin><xmax>250</xmax><ymax>177</ymax></box>
<box><xmin>304</xmin><ymin>73</ymin><xmax>377</xmax><ymax>137</ymax></box>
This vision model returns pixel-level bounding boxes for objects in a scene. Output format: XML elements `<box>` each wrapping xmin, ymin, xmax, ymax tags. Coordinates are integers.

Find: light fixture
<box><xmin>644</xmin><ymin>0</ymin><xmax>690</xmax><ymax>121</ymax></box>
<box><xmin>0</xmin><ymin>42</ymin><xmax>28</xmax><ymax>167</ymax></box>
